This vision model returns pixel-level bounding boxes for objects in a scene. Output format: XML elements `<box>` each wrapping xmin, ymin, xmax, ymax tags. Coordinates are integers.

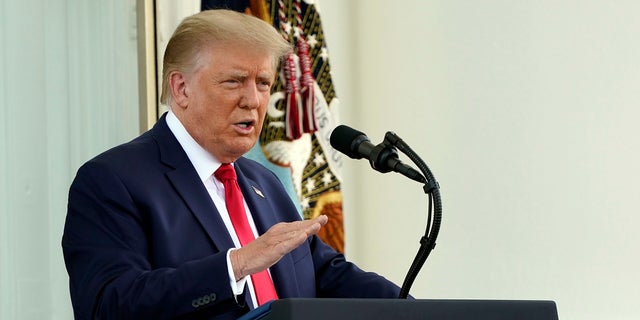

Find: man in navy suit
<box><xmin>62</xmin><ymin>9</ymin><xmax>402</xmax><ymax>319</ymax></box>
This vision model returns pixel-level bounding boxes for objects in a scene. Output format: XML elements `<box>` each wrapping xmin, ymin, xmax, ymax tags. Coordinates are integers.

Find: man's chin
<box><xmin>217</xmin><ymin>140</ymin><xmax>257</xmax><ymax>162</ymax></box>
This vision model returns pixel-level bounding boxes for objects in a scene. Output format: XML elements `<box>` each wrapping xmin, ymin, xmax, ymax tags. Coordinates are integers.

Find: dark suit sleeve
<box><xmin>62</xmin><ymin>161</ymin><xmax>246</xmax><ymax>320</ymax></box>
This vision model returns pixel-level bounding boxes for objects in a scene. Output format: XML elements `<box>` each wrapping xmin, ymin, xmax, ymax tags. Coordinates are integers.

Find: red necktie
<box><xmin>214</xmin><ymin>163</ymin><xmax>278</xmax><ymax>306</ymax></box>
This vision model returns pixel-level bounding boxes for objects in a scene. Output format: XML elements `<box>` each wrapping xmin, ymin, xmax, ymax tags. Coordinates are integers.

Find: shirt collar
<box><xmin>166</xmin><ymin>110</ymin><xmax>223</xmax><ymax>182</ymax></box>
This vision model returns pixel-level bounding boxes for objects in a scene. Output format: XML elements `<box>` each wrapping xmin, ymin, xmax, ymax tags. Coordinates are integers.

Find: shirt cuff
<box><xmin>226</xmin><ymin>248</ymin><xmax>248</xmax><ymax>296</ymax></box>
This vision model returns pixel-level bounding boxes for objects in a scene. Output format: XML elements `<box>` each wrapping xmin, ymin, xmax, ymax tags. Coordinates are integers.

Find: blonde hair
<box><xmin>160</xmin><ymin>9</ymin><xmax>292</xmax><ymax>106</ymax></box>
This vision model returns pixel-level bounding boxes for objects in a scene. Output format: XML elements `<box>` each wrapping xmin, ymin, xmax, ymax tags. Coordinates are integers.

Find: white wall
<box><xmin>0</xmin><ymin>1</ymin><xmax>140</xmax><ymax>319</ymax></box>
<box><xmin>320</xmin><ymin>0</ymin><xmax>640</xmax><ymax>319</ymax></box>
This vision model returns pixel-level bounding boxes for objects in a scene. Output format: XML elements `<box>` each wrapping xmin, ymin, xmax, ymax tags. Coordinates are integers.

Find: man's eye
<box><xmin>223</xmin><ymin>80</ymin><xmax>241</xmax><ymax>87</ymax></box>
<box><xmin>258</xmin><ymin>81</ymin><xmax>272</xmax><ymax>90</ymax></box>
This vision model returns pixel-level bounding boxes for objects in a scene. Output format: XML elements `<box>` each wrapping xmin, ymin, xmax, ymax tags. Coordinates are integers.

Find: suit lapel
<box><xmin>151</xmin><ymin>115</ymin><xmax>235</xmax><ymax>252</ymax></box>
<box><xmin>235</xmin><ymin>171</ymin><xmax>277</xmax><ymax>235</ymax></box>
<box><xmin>235</xmin><ymin>162</ymin><xmax>300</xmax><ymax>298</ymax></box>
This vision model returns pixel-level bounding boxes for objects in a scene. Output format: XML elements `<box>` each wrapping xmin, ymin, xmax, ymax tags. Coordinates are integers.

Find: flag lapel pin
<box><xmin>251</xmin><ymin>186</ymin><xmax>265</xmax><ymax>198</ymax></box>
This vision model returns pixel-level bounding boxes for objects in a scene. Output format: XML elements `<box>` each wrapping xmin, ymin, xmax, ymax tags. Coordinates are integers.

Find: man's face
<box><xmin>174</xmin><ymin>41</ymin><xmax>275</xmax><ymax>163</ymax></box>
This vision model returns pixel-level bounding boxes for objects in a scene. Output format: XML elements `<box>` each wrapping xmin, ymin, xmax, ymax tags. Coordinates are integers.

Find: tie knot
<box><xmin>214</xmin><ymin>163</ymin><xmax>237</xmax><ymax>182</ymax></box>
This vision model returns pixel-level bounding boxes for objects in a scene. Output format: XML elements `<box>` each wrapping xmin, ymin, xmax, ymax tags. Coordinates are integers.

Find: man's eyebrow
<box><xmin>227</xmin><ymin>70</ymin><xmax>249</xmax><ymax>79</ymax></box>
<box><xmin>257</xmin><ymin>73</ymin><xmax>274</xmax><ymax>82</ymax></box>
<box><xmin>222</xmin><ymin>68</ymin><xmax>273</xmax><ymax>82</ymax></box>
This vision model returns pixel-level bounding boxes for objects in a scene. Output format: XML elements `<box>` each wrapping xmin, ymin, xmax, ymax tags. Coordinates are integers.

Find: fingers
<box><xmin>230</xmin><ymin>215</ymin><xmax>329</xmax><ymax>280</ymax></box>
<box><xmin>269</xmin><ymin>215</ymin><xmax>327</xmax><ymax>241</ymax></box>
<box><xmin>301</xmin><ymin>215</ymin><xmax>328</xmax><ymax>236</ymax></box>
<box><xmin>314</xmin><ymin>214</ymin><xmax>329</xmax><ymax>226</ymax></box>
<box><xmin>267</xmin><ymin>215</ymin><xmax>327</xmax><ymax>253</ymax></box>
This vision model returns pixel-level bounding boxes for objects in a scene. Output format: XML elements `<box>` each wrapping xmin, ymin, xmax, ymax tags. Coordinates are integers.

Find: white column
<box><xmin>0</xmin><ymin>1</ymin><xmax>140</xmax><ymax>319</ymax></box>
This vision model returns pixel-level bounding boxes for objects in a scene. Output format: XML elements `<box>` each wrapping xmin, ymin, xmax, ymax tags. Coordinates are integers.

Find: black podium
<box><xmin>238</xmin><ymin>298</ymin><xmax>559</xmax><ymax>320</ymax></box>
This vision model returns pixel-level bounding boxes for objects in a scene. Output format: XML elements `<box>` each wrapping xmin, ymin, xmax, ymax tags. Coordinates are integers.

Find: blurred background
<box><xmin>1</xmin><ymin>0</ymin><xmax>639</xmax><ymax>319</ymax></box>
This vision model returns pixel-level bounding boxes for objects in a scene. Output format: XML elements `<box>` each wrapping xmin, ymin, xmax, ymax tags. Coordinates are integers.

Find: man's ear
<box><xmin>169</xmin><ymin>71</ymin><xmax>189</xmax><ymax>108</ymax></box>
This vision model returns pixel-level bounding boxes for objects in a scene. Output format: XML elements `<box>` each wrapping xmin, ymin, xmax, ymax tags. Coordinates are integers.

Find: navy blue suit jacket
<box><xmin>62</xmin><ymin>114</ymin><xmax>401</xmax><ymax>319</ymax></box>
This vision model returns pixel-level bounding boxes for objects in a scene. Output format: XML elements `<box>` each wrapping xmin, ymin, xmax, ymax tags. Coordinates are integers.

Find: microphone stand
<box><xmin>376</xmin><ymin>132</ymin><xmax>442</xmax><ymax>299</ymax></box>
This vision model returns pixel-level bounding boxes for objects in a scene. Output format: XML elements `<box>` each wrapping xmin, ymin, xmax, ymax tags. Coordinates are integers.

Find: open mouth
<box><xmin>235</xmin><ymin>120</ymin><xmax>255</xmax><ymax>129</ymax></box>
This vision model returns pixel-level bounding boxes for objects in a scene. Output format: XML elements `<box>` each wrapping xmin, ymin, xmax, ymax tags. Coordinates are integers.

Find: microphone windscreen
<box><xmin>330</xmin><ymin>125</ymin><xmax>366</xmax><ymax>159</ymax></box>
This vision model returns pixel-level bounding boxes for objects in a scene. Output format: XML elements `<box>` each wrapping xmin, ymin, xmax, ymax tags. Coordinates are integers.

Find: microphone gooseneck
<box><xmin>330</xmin><ymin>124</ymin><xmax>442</xmax><ymax>299</ymax></box>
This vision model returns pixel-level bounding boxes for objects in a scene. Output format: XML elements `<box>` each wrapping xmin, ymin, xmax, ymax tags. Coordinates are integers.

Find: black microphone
<box><xmin>330</xmin><ymin>125</ymin><xmax>425</xmax><ymax>183</ymax></box>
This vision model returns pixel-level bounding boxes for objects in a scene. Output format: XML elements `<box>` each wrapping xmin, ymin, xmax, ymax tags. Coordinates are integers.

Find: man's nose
<box><xmin>240</xmin><ymin>83</ymin><xmax>261</xmax><ymax>109</ymax></box>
